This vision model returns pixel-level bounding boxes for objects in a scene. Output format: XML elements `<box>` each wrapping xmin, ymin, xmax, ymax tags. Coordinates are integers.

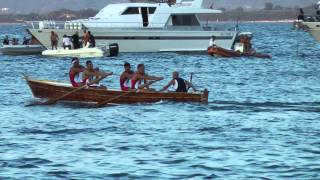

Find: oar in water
<box><xmin>27</xmin><ymin>75</ymin><xmax>108</xmax><ymax>106</ymax></box>
<box><xmin>96</xmin><ymin>79</ymin><xmax>162</xmax><ymax>108</ymax></box>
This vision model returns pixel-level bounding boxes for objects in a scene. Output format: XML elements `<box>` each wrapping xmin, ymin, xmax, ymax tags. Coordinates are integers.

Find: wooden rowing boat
<box><xmin>25</xmin><ymin>78</ymin><xmax>209</xmax><ymax>104</ymax></box>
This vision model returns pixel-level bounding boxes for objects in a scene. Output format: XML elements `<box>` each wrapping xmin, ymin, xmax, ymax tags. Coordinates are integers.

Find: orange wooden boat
<box><xmin>25</xmin><ymin>78</ymin><xmax>209</xmax><ymax>104</ymax></box>
<box><xmin>207</xmin><ymin>46</ymin><xmax>271</xmax><ymax>59</ymax></box>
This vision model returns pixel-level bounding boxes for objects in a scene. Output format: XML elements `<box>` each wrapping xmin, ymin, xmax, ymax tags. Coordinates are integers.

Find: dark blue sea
<box><xmin>1</xmin><ymin>23</ymin><xmax>320</xmax><ymax>179</ymax></box>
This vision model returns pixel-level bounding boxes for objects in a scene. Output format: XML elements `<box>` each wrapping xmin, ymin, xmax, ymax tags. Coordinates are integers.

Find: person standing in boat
<box><xmin>297</xmin><ymin>8</ymin><xmax>305</xmax><ymax>21</ymax></box>
<box><xmin>50</xmin><ymin>31</ymin><xmax>59</xmax><ymax>50</ymax></box>
<box><xmin>12</xmin><ymin>38</ymin><xmax>19</xmax><ymax>45</ymax></box>
<box><xmin>83</xmin><ymin>60</ymin><xmax>113</xmax><ymax>88</ymax></box>
<box><xmin>209</xmin><ymin>35</ymin><xmax>216</xmax><ymax>47</ymax></box>
<box><xmin>88</xmin><ymin>31</ymin><xmax>96</xmax><ymax>48</ymax></box>
<box><xmin>22</xmin><ymin>37</ymin><xmax>30</xmax><ymax>45</ymax></box>
<box><xmin>72</xmin><ymin>32</ymin><xmax>80</xmax><ymax>49</ymax></box>
<box><xmin>82</xmin><ymin>30</ymin><xmax>90</xmax><ymax>47</ymax></box>
<box><xmin>62</xmin><ymin>35</ymin><xmax>72</xmax><ymax>50</ymax></box>
<box><xmin>2</xmin><ymin>36</ymin><xmax>9</xmax><ymax>45</ymax></box>
<box><xmin>69</xmin><ymin>57</ymin><xmax>85</xmax><ymax>87</ymax></box>
<box><xmin>160</xmin><ymin>71</ymin><xmax>197</xmax><ymax>92</ymax></box>
<box><xmin>120</xmin><ymin>62</ymin><xmax>134</xmax><ymax>91</ymax></box>
<box><xmin>131</xmin><ymin>64</ymin><xmax>163</xmax><ymax>91</ymax></box>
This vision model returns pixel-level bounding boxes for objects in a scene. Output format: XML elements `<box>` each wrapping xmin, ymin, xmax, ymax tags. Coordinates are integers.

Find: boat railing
<box><xmin>301</xmin><ymin>14</ymin><xmax>320</xmax><ymax>22</ymax></box>
<box><xmin>24</xmin><ymin>21</ymin><xmax>66</xmax><ymax>30</ymax></box>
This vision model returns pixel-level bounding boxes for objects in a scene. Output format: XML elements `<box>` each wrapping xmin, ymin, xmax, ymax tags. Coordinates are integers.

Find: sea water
<box><xmin>0</xmin><ymin>23</ymin><xmax>320</xmax><ymax>179</ymax></box>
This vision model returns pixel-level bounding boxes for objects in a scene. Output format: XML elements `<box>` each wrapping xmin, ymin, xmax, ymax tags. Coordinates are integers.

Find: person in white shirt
<box><xmin>209</xmin><ymin>35</ymin><xmax>216</xmax><ymax>47</ymax></box>
<box><xmin>62</xmin><ymin>35</ymin><xmax>72</xmax><ymax>49</ymax></box>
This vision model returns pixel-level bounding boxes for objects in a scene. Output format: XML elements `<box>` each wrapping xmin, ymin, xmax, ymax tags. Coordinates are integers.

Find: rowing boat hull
<box><xmin>26</xmin><ymin>78</ymin><xmax>209</xmax><ymax>104</ymax></box>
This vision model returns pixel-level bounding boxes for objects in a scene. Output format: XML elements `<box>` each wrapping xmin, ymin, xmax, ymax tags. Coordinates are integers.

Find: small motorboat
<box><xmin>0</xmin><ymin>44</ymin><xmax>45</xmax><ymax>55</ymax></box>
<box><xmin>208</xmin><ymin>46</ymin><xmax>271</xmax><ymax>59</ymax></box>
<box><xmin>42</xmin><ymin>43</ymin><xmax>119</xmax><ymax>58</ymax></box>
<box><xmin>25</xmin><ymin>77</ymin><xmax>209</xmax><ymax>104</ymax></box>
<box><xmin>208</xmin><ymin>32</ymin><xmax>271</xmax><ymax>59</ymax></box>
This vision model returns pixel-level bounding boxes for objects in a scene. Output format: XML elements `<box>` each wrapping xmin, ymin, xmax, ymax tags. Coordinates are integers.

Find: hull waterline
<box><xmin>28</xmin><ymin>28</ymin><xmax>237</xmax><ymax>53</ymax></box>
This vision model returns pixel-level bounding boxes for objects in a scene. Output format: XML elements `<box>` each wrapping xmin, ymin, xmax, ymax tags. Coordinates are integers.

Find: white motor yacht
<box><xmin>26</xmin><ymin>0</ymin><xmax>239</xmax><ymax>53</ymax></box>
<box><xmin>294</xmin><ymin>1</ymin><xmax>320</xmax><ymax>42</ymax></box>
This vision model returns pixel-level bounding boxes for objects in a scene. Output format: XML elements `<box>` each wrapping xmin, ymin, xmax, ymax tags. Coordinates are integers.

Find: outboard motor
<box><xmin>108</xmin><ymin>43</ymin><xmax>119</xmax><ymax>57</ymax></box>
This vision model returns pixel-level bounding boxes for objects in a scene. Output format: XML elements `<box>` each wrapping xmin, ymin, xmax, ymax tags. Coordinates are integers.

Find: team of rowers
<box><xmin>69</xmin><ymin>57</ymin><xmax>197</xmax><ymax>92</ymax></box>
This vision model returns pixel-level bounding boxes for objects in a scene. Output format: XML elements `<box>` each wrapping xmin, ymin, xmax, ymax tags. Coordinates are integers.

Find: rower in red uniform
<box><xmin>69</xmin><ymin>57</ymin><xmax>85</xmax><ymax>87</ymax></box>
<box><xmin>131</xmin><ymin>64</ymin><xmax>163</xmax><ymax>91</ymax></box>
<box><xmin>120</xmin><ymin>62</ymin><xmax>134</xmax><ymax>91</ymax></box>
<box><xmin>82</xmin><ymin>60</ymin><xmax>113</xmax><ymax>89</ymax></box>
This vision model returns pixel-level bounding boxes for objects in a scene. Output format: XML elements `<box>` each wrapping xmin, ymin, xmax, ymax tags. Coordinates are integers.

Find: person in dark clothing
<box><xmin>160</xmin><ymin>71</ymin><xmax>197</xmax><ymax>92</ymax></box>
<box><xmin>3</xmin><ymin>36</ymin><xmax>9</xmax><ymax>45</ymax></box>
<box><xmin>22</xmin><ymin>37</ymin><xmax>30</xmax><ymax>45</ymax></box>
<box><xmin>72</xmin><ymin>32</ymin><xmax>80</xmax><ymax>49</ymax></box>
<box><xmin>88</xmin><ymin>31</ymin><xmax>96</xmax><ymax>48</ymax></box>
<box><xmin>297</xmin><ymin>8</ymin><xmax>305</xmax><ymax>21</ymax></box>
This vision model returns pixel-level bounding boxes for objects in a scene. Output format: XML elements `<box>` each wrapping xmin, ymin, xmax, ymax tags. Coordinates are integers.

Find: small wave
<box><xmin>301</xmin><ymin>148</ymin><xmax>320</xmax><ymax>155</ymax></box>
<box><xmin>210</xmin><ymin>101</ymin><xmax>320</xmax><ymax>108</ymax></box>
<box><xmin>198</xmin><ymin>127</ymin><xmax>224</xmax><ymax>133</ymax></box>
<box><xmin>240</xmin><ymin>127</ymin><xmax>263</xmax><ymax>133</ymax></box>
<box><xmin>19</xmin><ymin>128</ymin><xmax>91</xmax><ymax>135</ymax></box>
<box><xmin>107</xmin><ymin>172</ymin><xmax>129</xmax><ymax>178</ymax></box>
<box><xmin>17</xmin><ymin>164</ymin><xmax>39</xmax><ymax>169</ymax></box>
<box><xmin>160</xmin><ymin>159</ymin><xmax>188</xmax><ymax>164</ymax></box>
<box><xmin>80</xmin><ymin>147</ymin><xmax>106</xmax><ymax>152</ymax></box>
<box><xmin>185</xmin><ymin>173</ymin><xmax>206</xmax><ymax>178</ymax></box>
<box><xmin>47</xmin><ymin>171</ymin><xmax>70</xmax><ymax>178</ymax></box>
<box><xmin>190</xmin><ymin>164</ymin><xmax>223</xmax><ymax>171</ymax></box>
<box><xmin>19</xmin><ymin>157</ymin><xmax>52</xmax><ymax>165</ymax></box>
<box><xmin>0</xmin><ymin>157</ymin><xmax>51</xmax><ymax>169</ymax></box>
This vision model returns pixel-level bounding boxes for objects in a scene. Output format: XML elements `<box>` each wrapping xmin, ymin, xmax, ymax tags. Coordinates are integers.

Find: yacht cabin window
<box><xmin>122</xmin><ymin>7</ymin><xmax>140</xmax><ymax>15</ymax></box>
<box><xmin>122</xmin><ymin>7</ymin><xmax>157</xmax><ymax>15</ymax></box>
<box><xmin>171</xmin><ymin>15</ymin><xmax>200</xmax><ymax>26</ymax></box>
<box><xmin>148</xmin><ymin>7</ymin><xmax>156</xmax><ymax>14</ymax></box>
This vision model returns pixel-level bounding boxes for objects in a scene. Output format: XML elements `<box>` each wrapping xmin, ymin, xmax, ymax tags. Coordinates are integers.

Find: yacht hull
<box><xmin>309</xmin><ymin>29</ymin><xmax>320</xmax><ymax>42</ymax></box>
<box><xmin>28</xmin><ymin>28</ymin><xmax>237</xmax><ymax>53</ymax></box>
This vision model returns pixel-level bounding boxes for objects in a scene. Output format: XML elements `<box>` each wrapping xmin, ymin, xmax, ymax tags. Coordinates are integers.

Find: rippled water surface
<box><xmin>1</xmin><ymin>23</ymin><xmax>320</xmax><ymax>179</ymax></box>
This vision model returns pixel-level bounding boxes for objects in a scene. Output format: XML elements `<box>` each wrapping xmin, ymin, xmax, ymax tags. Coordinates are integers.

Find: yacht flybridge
<box><xmin>26</xmin><ymin>0</ymin><xmax>239</xmax><ymax>52</ymax></box>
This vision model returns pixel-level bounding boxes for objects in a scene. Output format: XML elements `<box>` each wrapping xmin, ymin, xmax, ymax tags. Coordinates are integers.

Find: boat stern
<box><xmin>200</xmin><ymin>89</ymin><xmax>209</xmax><ymax>103</ymax></box>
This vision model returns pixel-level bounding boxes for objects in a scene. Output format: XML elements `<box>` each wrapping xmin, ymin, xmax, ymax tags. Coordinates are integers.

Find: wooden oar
<box><xmin>27</xmin><ymin>75</ymin><xmax>107</xmax><ymax>106</ymax></box>
<box><xmin>96</xmin><ymin>79</ymin><xmax>161</xmax><ymax>108</ymax></box>
<box><xmin>187</xmin><ymin>72</ymin><xmax>193</xmax><ymax>91</ymax></box>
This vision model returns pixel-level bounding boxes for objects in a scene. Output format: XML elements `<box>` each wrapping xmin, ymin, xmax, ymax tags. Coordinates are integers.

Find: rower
<box><xmin>131</xmin><ymin>64</ymin><xmax>163</xmax><ymax>90</ymax></box>
<box><xmin>83</xmin><ymin>60</ymin><xmax>113</xmax><ymax>88</ymax></box>
<box><xmin>120</xmin><ymin>62</ymin><xmax>134</xmax><ymax>91</ymax></box>
<box><xmin>69</xmin><ymin>57</ymin><xmax>85</xmax><ymax>87</ymax></box>
<box><xmin>160</xmin><ymin>71</ymin><xmax>197</xmax><ymax>92</ymax></box>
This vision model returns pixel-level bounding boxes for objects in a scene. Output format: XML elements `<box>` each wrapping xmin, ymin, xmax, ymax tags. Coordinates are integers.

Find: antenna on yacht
<box><xmin>235</xmin><ymin>20</ymin><xmax>239</xmax><ymax>32</ymax></box>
